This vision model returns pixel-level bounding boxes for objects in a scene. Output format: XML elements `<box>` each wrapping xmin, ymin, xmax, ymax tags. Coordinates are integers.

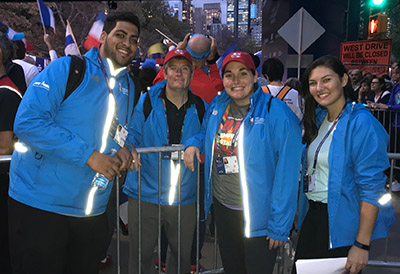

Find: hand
<box><xmin>375</xmin><ymin>103</ymin><xmax>389</xmax><ymax>109</ymax></box>
<box><xmin>86</xmin><ymin>150</ymin><xmax>122</xmax><ymax>180</ymax></box>
<box><xmin>184</xmin><ymin>146</ymin><xmax>200</xmax><ymax>172</ymax></box>
<box><xmin>129</xmin><ymin>143</ymin><xmax>142</xmax><ymax>171</ymax></box>
<box><xmin>207</xmin><ymin>36</ymin><xmax>217</xmax><ymax>61</ymax></box>
<box><xmin>344</xmin><ymin>245</ymin><xmax>368</xmax><ymax>274</ymax></box>
<box><xmin>43</xmin><ymin>33</ymin><xmax>54</xmax><ymax>50</ymax></box>
<box><xmin>117</xmin><ymin>146</ymin><xmax>133</xmax><ymax>172</ymax></box>
<box><xmin>177</xmin><ymin>33</ymin><xmax>190</xmax><ymax>50</ymax></box>
<box><xmin>266</xmin><ymin>236</ymin><xmax>286</xmax><ymax>250</ymax></box>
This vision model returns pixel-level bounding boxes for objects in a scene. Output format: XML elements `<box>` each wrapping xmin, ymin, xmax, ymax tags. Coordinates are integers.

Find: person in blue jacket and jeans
<box><xmin>184</xmin><ymin>51</ymin><xmax>302</xmax><ymax>274</ymax></box>
<box><xmin>294</xmin><ymin>56</ymin><xmax>395</xmax><ymax>274</ymax></box>
<box><xmin>8</xmin><ymin>12</ymin><xmax>140</xmax><ymax>274</ymax></box>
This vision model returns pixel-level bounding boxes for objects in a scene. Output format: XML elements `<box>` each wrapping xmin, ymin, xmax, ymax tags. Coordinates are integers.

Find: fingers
<box><xmin>117</xmin><ymin>146</ymin><xmax>133</xmax><ymax>171</ymax></box>
<box><xmin>266</xmin><ymin>237</ymin><xmax>284</xmax><ymax>250</ymax></box>
<box><xmin>129</xmin><ymin>143</ymin><xmax>142</xmax><ymax>171</ymax></box>
<box><xmin>184</xmin><ymin>146</ymin><xmax>199</xmax><ymax>172</ymax></box>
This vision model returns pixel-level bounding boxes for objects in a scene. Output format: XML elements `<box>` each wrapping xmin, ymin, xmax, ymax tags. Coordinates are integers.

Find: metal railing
<box><xmin>2</xmin><ymin>149</ymin><xmax>400</xmax><ymax>273</ymax></box>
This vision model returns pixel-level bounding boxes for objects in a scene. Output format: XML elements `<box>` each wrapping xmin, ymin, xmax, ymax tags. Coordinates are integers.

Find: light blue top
<box><xmin>298</xmin><ymin>101</ymin><xmax>395</xmax><ymax>249</ymax></box>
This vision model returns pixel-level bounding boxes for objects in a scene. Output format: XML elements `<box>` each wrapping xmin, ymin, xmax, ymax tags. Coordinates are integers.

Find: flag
<box><xmin>37</xmin><ymin>0</ymin><xmax>56</xmax><ymax>32</ymax></box>
<box><xmin>83</xmin><ymin>11</ymin><xmax>106</xmax><ymax>50</ymax></box>
<box><xmin>0</xmin><ymin>21</ymin><xmax>24</xmax><ymax>41</ymax></box>
<box><xmin>64</xmin><ymin>23</ymin><xmax>80</xmax><ymax>56</ymax></box>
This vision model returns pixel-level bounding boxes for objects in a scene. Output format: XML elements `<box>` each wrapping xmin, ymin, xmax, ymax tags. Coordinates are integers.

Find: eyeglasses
<box><xmin>371</xmin><ymin>82</ymin><xmax>380</xmax><ymax>85</ymax></box>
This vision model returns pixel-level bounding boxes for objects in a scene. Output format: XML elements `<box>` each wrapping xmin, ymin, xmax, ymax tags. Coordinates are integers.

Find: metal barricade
<box><xmin>368</xmin><ymin>108</ymin><xmax>400</xmax><ymax>154</ymax></box>
<box><xmin>134</xmin><ymin>145</ymin><xmax>223</xmax><ymax>274</ymax></box>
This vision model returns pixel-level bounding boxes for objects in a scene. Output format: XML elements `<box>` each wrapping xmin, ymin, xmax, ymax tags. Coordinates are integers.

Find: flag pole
<box><xmin>67</xmin><ymin>20</ymin><xmax>81</xmax><ymax>56</ymax></box>
<box><xmin>37</xmin><ymin>0</ymin><xmax>47</xmax><ymax>35</ymax></box>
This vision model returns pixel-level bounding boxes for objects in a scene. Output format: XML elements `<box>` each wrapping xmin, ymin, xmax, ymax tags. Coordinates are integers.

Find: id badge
<box><xmin>215</xmin><ymin>157</ymin><xmax>226</xmax><ymax>174</ymax></box>
<box><xmin>303</xmin><ymin>174</ymin><xmax>316</xmax><ymax>193</ymax></box>
<box><xmin>223</xmin><ymin>156</ymin><xmax>239</xmax><ymax>174</ymax></box>
<box><xmin>109</xmin><ymin>117</ymin><xmax>128</xmax><ymax>147</ymax></box>
<box><xmin>161</xmin><ymin>144</ymin><xmax>183</xmax><ymax>160</ymax></box>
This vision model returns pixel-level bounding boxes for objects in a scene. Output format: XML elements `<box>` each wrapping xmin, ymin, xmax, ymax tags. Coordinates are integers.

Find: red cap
<box><xmin>164</xmin><ymin>49</ymin><xmax>192</xmax><ymax>65</ymax></box>
<box><xmin>222</xmin><ymin>51</ymin><xmax>255</xmax><ymax>72</ymax></box>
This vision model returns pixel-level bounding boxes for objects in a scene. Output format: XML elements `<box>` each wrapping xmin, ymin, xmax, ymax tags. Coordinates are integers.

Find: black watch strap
<box><xmin>354</xmin><ymin>240</ymin><xmax>370</xmax><ymax>251</ymax></box>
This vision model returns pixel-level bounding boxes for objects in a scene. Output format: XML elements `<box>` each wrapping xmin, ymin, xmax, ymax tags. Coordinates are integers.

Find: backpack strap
<box><xmin>267</xmin><ymin>96</ymin><xmax>273</xmax><ymax>113</ymax></box>
<box><xmin>143</xmin><ymin>92</ymin><xmax>152</xmax><ymax>121</ymax></box>
<box><xmin>63</xmin><ymin>55</ymin><xmax>86</xmax><ymax>103</ymax></box>
<box><xmin>261</xmin><ymin>85</ymin><xmax>270</xmax><ymax>94</ymax></box>
<box><xmin>192</xmin><ymin>95</ymin><xmax>205</xmax><ymax>124</ymax></box>
<box><xmin>276</xmin><ymin>85</ymin><xmax>292</xmax><ymax>100</ymax></box>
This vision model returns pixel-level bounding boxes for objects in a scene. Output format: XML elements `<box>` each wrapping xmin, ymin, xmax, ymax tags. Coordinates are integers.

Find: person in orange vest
<box><xmin>261</xmin><ymin>57</ymin><xmax>303</xmax><ymax>121</ymax></box>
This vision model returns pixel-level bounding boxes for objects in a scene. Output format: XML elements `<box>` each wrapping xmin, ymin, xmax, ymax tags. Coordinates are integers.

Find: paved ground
<box><xmin>101</xmin><ymin>192</ymin><xmax>400</xmax><ymax>274</ymax></box>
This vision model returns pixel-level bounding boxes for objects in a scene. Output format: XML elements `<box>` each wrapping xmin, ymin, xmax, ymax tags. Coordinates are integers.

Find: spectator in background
<box><xmin>43</xmin><ymin>33</ymin><xmax>58</xmax><ymax>62</ymax></box>
<box><xmin>154</xmin><ymin>33</ymin><xmax>223</xmax><ymax>104</ymax></box>
<box><xmin>349</xmin><ymin>68</ymin><xmax>362</xmax><ymax>95</ymax></box>
<box><xmin>139</xmin><ymin>58</ymin><xmax>158</xmax><ymax>93</ymax></box>
<box><xmin>374</xmin><ymin>62</ymin><xmax>400</xmax><ymax>191</ymax></box>
<box><xmin>12</xmin><ymin>40</ymin><xmax>39</xmax><ymax>87</ymax></box>
<box><xmin>0</xmin><ymin>32</ymin><xmax>22</xmax><ymax>274</ymax></box>
<box><xmin>367</xmin><ymin>76</ymin><xmax>390</xmax><ymax>106</ymax></box>
<box><xmin>357</xmin><ymin>77</ymin><xmax>372</xmax><ymax>104</ymax></box>
<box><xmin>262</xmin><ymin>57</ymin><xmax>303</xmax><ymax>121</ymax></box>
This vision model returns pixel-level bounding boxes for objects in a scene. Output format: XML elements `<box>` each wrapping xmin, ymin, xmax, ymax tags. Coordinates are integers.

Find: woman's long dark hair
<box><xmin>302</xmin><ymin>56</ymin><xmax>357</xmax><ymax>145</ymax></box>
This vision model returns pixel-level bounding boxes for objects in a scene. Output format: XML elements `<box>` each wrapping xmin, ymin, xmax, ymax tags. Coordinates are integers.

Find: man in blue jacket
<box><xmin>123</xmin><ymin>48</ymin><xmax>206</xmax><ymax>274</ymax></box>
<box><xmin>8</xmin><ymin>12</ymin><xmax>140</xmax><ymax>274</ymax></box>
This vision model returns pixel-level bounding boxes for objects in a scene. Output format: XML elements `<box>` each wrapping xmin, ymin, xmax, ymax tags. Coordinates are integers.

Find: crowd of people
<box><xmin>0</xmin><ymin>10</ymin><xmax>398</xmax><ymax>274</ymax></box>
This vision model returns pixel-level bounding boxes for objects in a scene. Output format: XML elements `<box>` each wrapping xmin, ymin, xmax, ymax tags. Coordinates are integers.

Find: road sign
<box><xmin>341</xmin><ymin>39</ymin><xmax>391</xmax><ymax>76</ymax></box>
<box><xmin>278</xmin><ymin>7</ymin><xmax>325</xmax><ymax>55</ymax></box>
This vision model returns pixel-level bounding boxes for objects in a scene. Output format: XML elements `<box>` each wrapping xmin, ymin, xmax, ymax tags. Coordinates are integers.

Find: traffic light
<box><xmin>368</xmin><ymin>13</ymin><xmax>387</xmax><ymax>37</ymax></box>
<box><xmin>370</xmin><ymin>0</ymin><xmax>385</xmax><ymax>7</ymax></box>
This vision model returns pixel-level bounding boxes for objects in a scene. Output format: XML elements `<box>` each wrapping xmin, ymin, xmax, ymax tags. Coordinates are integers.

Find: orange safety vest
<box><xmin>261</xmin><ymin>85</ymin><xmax>292</xmax><ymax>100</ymax></box>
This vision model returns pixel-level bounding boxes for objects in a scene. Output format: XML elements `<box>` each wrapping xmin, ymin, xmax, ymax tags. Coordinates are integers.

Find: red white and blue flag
<box><xmin>37</xmin><ymin>0</ymin><xmax>56</xmax><ymax>32</ymax></box>
<box><xmin>83</xmin><ymin>11</ymin><xmax>106</xmax><ymax>50</ymax></box>
<box><xmin>64</xmin><ymin>23</ymin><xmax>80</xmax><ymax>56</ymax></box>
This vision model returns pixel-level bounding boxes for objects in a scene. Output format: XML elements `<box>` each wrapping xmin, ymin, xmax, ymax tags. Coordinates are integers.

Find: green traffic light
<box><xmin>371</xmin><ymin>0</ymin><xmax>385</xmax><ymax>6</ymax></box>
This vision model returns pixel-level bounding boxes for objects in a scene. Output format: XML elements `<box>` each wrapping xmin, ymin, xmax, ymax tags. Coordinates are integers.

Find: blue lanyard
<box><xmin>97</xmin><ymin>55</ymin><xmax>130</xmax><ymax>126</ymax></box>
<box><xmin>311</xmin><ymin>104</ymin><xmax>346</xmax><ymax>172</ymax></box>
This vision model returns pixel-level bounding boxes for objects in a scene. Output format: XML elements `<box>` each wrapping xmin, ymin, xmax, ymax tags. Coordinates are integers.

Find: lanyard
<box><xmin>311</xmin><ymin>104</ymin><xmax>347</xmax><ymax>172</ymax></box>
<box><xmin>97</xmin><ymin>55</ymin><xmax>130</xmax><ymax>126</ymax></box>
<box><xmin>162</xmin><ymin>98</ymin><xmax>186</xmax><ymax>144</ymax></box>
<box><xmin>215</xmin><ymin>102</ymin><xmax>249</xmax><ymax>156</ymax></box>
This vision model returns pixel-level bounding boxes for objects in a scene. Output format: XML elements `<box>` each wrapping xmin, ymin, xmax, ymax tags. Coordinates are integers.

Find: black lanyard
<box><xmin>97</xmin><ymin>55</ymin><xmax>130</xmax><ymax>126</ymax></box>
<box><xmin>311</xmin><ymin>104</ymin><xmax>346</xmax><ymax>173</ymax></box>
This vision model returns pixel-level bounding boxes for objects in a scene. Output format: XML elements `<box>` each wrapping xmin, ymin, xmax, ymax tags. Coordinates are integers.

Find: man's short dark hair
<box><xmin>262</xmin><ymin>58</ymin><xmax>284</xmax><ymax>82</ymax></box>
<box><xmin>103</xmin><ymin>11</ymin><xmax>140</xmax><ymax>36</ymax></box>
<box><xmin>0</xmin><ymin>33</ymin><xmax>14</xmax><ymax>65</ymax></box>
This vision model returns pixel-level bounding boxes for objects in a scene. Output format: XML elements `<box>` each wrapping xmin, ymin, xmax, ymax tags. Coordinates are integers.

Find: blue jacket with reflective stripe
<box><xmin>185</xmin><ymin>85</ymin><xmax>302</xmax><ymax>241</ymax></box>
<box><xmin>298</xmin><ymin>102</ymin><xmax>395</xmax><ymax>249</ymax></box>
<box><xmin>9</xmin><ymin>48</ymin><xmax>135</xmax><ymax>216</ymax></box>
<box><xmin>123</xmin><ymin>81</ymin><xmax>206</xmax><ymax>205</ymax></box>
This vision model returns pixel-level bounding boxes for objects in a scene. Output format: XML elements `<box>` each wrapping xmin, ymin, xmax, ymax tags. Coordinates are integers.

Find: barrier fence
<box><xmin>1</xmin><ymin>148</ymin><xmax>400</xmax><ymax>273</ymax></box>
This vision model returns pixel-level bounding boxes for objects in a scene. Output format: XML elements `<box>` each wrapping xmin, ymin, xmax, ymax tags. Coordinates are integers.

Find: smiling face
<box><xmin>164</xmin><ymin>57</ymin><xmax>193</xmax><ymax>92</ymax></box>
<box><xmin>99</xmin><ymin>21</ymin><xmax>139</xmax><ymax>68</ymax></box>
<box><xmin>223</xmin><ymin>61</ymin><xmax>257</xmax><ymax>106</ymax></box>
<box><xmin>308</xmin><ymin>66</ymin><xmax>347</xmax><ymax>113</ymax></box>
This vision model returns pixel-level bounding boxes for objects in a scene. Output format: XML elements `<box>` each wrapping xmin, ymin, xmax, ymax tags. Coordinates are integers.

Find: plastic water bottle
<box><xmin>91</xmin><ymin>149</ymin><xmax>117</xmax><ymax>190</ymax></box>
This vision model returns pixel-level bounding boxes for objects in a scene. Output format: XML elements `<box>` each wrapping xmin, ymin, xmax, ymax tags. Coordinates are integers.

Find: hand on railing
<box><xmin>183</xmin><ymin>145</ymin><xmax>200</xmax><ymax>172</ymax></box>
<box><xmin>117</xmin><ymin>146</ymin><xmax>134</xmax><ymax>172</ymax></box>
<box><xmin>129</xmin><ymin>143</ymin><xmax>142</xmax><ymax>171</ymax></box>
<box><xmin>266</xmin><ymin>236</ymin><xmax>286</xmax><ymax>250</ymax></box>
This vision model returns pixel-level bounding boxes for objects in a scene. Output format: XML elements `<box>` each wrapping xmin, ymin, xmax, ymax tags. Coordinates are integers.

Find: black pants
<box><xmin>8</xmin><ymin>198</ymin><xmax>108</xmax><ymax>274</ymax></box>
<box><xmin>213</xmin><ymin>198</ymin><xmax>278</xmax><ymax>274</ymax></box>
<box><xmin>0</xmin><ymin>167</ymin><xmax>12</xmax><ymax>274</ymax></box>
<box><xmin>292</xmin><ymin>200</ymin><xmax>351</xmax><ymax>274</ymax></box>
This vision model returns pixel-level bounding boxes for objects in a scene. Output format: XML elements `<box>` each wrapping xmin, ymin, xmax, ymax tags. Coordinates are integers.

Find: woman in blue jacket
<box><xmin>184</xmin><ymin>52</ymin><xmax>302</xmax><ymax>274</ymax></box>
<box><xmin>295</xmin><ymin>56</ymin><xmax>395</xmax><ymax>274</ymax></box>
